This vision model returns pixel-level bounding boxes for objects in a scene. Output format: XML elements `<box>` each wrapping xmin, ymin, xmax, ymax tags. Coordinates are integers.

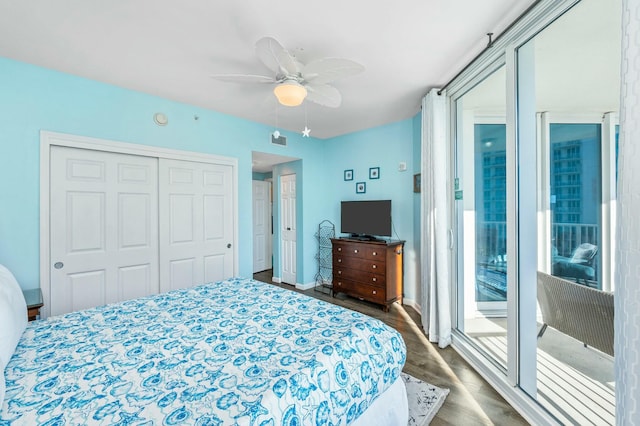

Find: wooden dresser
<box><xmin>331</xmin><ymin>238</ymin><xmax>404</xmax><ymax>311</ymax></box>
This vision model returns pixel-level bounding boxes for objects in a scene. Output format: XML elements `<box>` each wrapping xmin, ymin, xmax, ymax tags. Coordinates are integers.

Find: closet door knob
<box><xmin>227</xmin><ymin>243</ymin><xmax>232</xmax><ymax>248</ymax></box>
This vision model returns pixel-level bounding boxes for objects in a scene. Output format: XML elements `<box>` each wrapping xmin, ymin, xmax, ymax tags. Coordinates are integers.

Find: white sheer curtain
<box><xmin>616</xmin><ymin>0</ymin><xmax>640</xmax><ymax>423</ymax></box>
<box><xmin>420</xmin><ymin>89</ymin><xmax>451</xmax><ymax>348</ymax></box>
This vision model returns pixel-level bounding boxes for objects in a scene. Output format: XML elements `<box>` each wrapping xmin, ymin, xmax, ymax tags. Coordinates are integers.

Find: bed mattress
<box><xmin>1</xmin><ymin>278</ymin><xmax>406</xmax><ymax>425</ymax></box>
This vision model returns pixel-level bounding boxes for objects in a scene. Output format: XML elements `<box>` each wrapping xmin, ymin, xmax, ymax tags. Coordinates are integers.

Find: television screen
<box><xmin>341</xmin><ymin>200</ymin><xmax>392</xmax><ymax>237</ymax></box>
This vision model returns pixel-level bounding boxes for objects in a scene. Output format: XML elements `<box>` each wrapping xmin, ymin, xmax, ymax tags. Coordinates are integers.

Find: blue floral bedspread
<box><xmin>1</xmin><ymin>278</ymin><xmax>406</xmax><ymax>425</ymax></box>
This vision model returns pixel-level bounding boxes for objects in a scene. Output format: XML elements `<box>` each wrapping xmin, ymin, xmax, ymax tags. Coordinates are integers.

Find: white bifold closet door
<box><xmin>49</xmin><ymin>147</ymin><xmax>235</xmax><ymax>316</ymax></box>
<box><xmin>159</xmin><ymin>159</ymin><xmax>234</xmax><ymax>292</ymax></box>
<box><xmin>50</xmin><ymin>146</ymin><xmax>159</xmax><ymax>316</ymax></box>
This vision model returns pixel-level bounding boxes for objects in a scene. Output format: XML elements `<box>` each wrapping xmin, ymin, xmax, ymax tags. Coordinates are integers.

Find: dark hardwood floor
<box><xmin>253</xmin><ymin>270</ymin><xmax>529</xmax><ymax>426</ymax></box>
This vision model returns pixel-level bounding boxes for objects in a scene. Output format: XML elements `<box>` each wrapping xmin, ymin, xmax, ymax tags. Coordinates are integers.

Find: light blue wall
<box><xmin>0</xmin><ymin>57</ymin><xmax>329</xmax><ymax>290</ymax></box>
<box><xmin>323</xmin><ymin>118</ymin><xmax>421</xmax><ymax>302</ymax></box>
<box><xmin>0</xmin><ymin>56</ymin><xmax>418</xmax><ymax>299</ymax></box>
<box><xmin>252</xmin><ymin>172</ymin><xmax>272</xmax><ymax>181</ymax></box>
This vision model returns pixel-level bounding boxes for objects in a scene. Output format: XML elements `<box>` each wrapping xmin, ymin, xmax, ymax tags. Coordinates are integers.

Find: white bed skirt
<box><xmin>352</xmin><ymin>376</ymin><xmax>409</xmax><ymax>425</ymax></box>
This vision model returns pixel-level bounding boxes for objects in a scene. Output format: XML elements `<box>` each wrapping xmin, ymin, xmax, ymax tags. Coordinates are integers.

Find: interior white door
<box><xmin>159</xmin><ymin>159</ymin><xmax>234</xmax><ymax>292</ymax></box>
<box><xmin>280</xmin><ymin>174</ymin><xmax>296</xmax><ymax>285</ymax></box>
<box><xmin>252</xmin><ymin>180</ymin><xmax>272</xmax><ymax>273</ymax></box>
<box><xmin>50</xmin><ymin>146</ymin><xmax>159</xmax><ymax>316</ymax></box>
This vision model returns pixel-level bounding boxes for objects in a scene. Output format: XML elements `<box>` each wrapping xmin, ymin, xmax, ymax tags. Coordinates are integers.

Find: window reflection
<box><xmin>549</xmin><ymin>123</ymin><xmax>602</xmax><ymax>288</ymax></box>
<box><xmin>475</xmin><ymin>124</ymin><xmax>507</xmax><ymax>302</ymax></box>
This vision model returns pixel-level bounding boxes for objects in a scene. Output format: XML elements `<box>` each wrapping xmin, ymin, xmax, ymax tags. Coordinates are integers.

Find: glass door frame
<box><xmin>451</xmin><ymin>59</ymin><xmax>510</xmax><ymax>375</ymax></box>
<box><xmin>446</xmin><ymin>0</ymin><xmax>582</xmax><ymax>423</ymax></box>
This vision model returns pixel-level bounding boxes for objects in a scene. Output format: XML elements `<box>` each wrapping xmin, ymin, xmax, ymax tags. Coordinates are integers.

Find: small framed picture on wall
<box><xmin>344</xmin><ymin>169</ymin><xmax>354</xmax><ymax>181</ymax></box>
<box><xmin>369</xmin><ymin>167</ymin><xmax>380</xmax><ymax>179</ymax></box>
<box><xmin>414</xmin><ymin>173</ymin><xmax>421</xmax><ymax>193</ymax></box>
<box><xmin>356</xmin><ymin>182</ymin><xmax>366</xmax><ymax>194</ymax></box>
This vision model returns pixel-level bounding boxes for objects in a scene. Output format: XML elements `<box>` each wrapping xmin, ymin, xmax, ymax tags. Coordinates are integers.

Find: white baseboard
<box><xmin>403</xmin><ymin>298</ymin><xmax>422</xmax><ymax>315</ymax></box>
<box><xmin>296</xmin><ymin>281</ymin><xmax>316</xmax><ymax>291</ymax></box>
<box><xmin>272</xmin><ymin>276</ymin><xmax>281</xmax><ymax>283</ymax></box>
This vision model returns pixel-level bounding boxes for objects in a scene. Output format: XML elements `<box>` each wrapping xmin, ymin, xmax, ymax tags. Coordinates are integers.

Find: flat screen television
<box><xmin>341</xmin><ymin>200</ymin><xmax>392</xmax><ymax>239</ymax></box>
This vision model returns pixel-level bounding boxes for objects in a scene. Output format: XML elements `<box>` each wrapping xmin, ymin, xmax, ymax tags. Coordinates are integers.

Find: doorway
<box><xmin>252</xmin><ymin>179</ymin><xmax>272</xmax><ymax>273</ymax></box>
<box><xmin>251</xmin><ymin>151</ymin><xmax>300</xmax><ymax>285</ymax></box>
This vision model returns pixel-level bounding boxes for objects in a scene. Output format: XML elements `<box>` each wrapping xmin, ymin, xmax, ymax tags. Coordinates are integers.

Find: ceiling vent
<box><xmin>271</xmin><ymin>134</ymin><xmax>287</xmax><ymax>146</ymax></box>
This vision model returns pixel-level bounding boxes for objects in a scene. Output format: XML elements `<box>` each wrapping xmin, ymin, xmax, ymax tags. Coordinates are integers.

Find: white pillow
<box><xmin>0</xmin><ymin>264</ymin><xmax>27</xmax><ymax>366</ymax></box>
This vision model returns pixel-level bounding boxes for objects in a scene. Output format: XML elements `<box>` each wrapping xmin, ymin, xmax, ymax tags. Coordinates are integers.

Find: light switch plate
<box><xmin>398</xmin><ymin>161</ymin><xmax>407</xmax><ymax>171</ymax></box>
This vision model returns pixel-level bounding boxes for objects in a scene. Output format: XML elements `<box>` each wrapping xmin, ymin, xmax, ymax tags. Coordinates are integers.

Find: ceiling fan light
<box><xmin>273</xmin><ymin>81</ymin><xmax>307</xmax><ymax>106</ymax></box>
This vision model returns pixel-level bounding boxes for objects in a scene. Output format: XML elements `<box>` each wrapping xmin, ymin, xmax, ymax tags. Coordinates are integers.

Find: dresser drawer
<box><xmin>333</xmin><ymin>242</ymin><xmax>365</xmax><ymax>257</ymax></box>
<box><xmin>333</xmin><ymin>279</ymin><xmax>386</xmax><ymax>304</ymax></box>
<box><xmin>363</xmin><ymin>246</ymin><xmax>385</xmax><ymax>260</ymax></box>
<box><xmin>334</xmin><ymin>267</ymin><xmax>385</xmax><ymax>287</ymax></box>
<box><xmin>333</xmin><ymin>255</ymin><xmax>386</xmax><ymax>274</ymax></box>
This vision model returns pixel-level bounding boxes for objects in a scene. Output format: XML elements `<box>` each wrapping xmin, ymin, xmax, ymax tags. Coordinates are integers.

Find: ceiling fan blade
<box><xmin>305</xmin><ymin>84</ymin><xmax>342</xmax><ymax>108</ymax></box>
<box><xmin>210</xmin><ymin>74</ymin><xmax>275</xmax><ymax>84</ymax></box>
<box><xmin>302</xmin><ymin>58</ymin><xmax>365</xmax><ymax>85</ymax></box>
<box><xmin>255</xmin><ymin>36</ymin><xmax>301</xmax><ymax>76</ymax></box>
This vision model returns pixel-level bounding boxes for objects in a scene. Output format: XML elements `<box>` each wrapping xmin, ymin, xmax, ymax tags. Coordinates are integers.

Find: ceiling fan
<box><xmin>211</xmin><ymin>37</ymin><xmax>365</xmax><ymax>108</ymax></box>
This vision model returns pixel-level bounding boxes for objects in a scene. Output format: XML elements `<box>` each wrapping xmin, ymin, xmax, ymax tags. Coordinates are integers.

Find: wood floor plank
<box><xmin>253</xmin><ymin>270</ymin><xmax>529</xmax><ymax>425</ymax></box>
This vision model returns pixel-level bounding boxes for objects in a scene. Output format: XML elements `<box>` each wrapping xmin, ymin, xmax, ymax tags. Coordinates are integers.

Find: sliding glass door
<box><xmin>454</xmin><ymin>65</ymin><xmax>509</xmax><ymax>369</ymax></box>
<box><xmin>517</xmin><ymin>1</ymin><xmax>619</xmax><ymax>421</ymax></box>
<box><xmin>451</xmin><ymin>0</ymin><xmax>620</xmax><ymax>423</ymax></box>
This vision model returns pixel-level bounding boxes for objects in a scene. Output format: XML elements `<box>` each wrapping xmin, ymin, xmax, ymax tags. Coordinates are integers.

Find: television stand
<box><xmin>331</xmin><ymin>238</ymin><xmax>404</xmax><ymax>311</ymax></box>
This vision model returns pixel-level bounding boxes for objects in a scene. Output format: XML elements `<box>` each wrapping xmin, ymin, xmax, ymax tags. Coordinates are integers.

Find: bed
<box><xmin>0</xmin><ymin>271</ymin><xmax>408</xmax><ymax>425</ymax></box>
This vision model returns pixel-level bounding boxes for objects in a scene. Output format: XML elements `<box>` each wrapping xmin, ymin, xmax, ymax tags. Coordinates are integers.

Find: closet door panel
<box><xmin>50</xmin><ymin>146</ymin><xmax>159</xmax><ymax>316</ymax></box>
<box><xmin>160</xmin><ymin>159</ymin><xmax>234</xmax><ymax>292</ymax></box>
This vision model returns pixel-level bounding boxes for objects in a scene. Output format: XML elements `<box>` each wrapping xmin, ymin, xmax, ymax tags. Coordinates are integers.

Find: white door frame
<box><xmin>40</xmin><ymin>130</ymin><xmax>239</xmax><ymax>318</ymax></box>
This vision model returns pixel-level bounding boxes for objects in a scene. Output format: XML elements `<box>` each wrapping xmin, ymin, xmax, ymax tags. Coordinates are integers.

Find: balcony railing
<box><xmin>476</xmin><ymin>221</ymin><xmax>600</xmax><ymax>290</ymax></box>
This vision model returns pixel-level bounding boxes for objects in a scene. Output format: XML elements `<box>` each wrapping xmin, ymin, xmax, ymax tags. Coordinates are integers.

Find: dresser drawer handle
<box><xmin>338</xmin><ymin>270</ymin><xmax>342</xmax><ymax>275</ymax></box>
<box><xmin>337</xmin><ymin>247</ymin><xmax>342</xmax><ymax>252</ymax></box>
<box><xmin>337</xmin><ymin>281</ymin><xmax>342</xmax><ymax>286</ymax></box>
<box><xmin>372</xmin><ymin>265</ymin><xmax>377</xmax><ymax>269</ymax></box>
<box><xmin>372</xmin><ymin>277</ymin><xmax>377</xmax><ymax>282</ymax></box>
<box><xmin>372</xmin><ymin>290</ymin><xmax>377</xmax><ymax>295</ymax></box>
<box><xmin>354</xmin><ymin>249</ymin><xmax>359</xmax><ymax>253</ymax></box>
<box><xmin>372</xmin><ymin>251</ymin><xmax>377</xmax><ymax>256</ymax></box>
<box><xmin>338</xmin><ymin>259</ymin><xmax>342</xmax><ymax>263</ymax></box>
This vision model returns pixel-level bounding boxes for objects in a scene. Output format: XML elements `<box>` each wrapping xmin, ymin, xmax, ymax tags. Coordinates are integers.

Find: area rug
<box><xmin>402</xmin><ymin>372</ymin><xmax>450</xmax><ymax>426</ymax></box>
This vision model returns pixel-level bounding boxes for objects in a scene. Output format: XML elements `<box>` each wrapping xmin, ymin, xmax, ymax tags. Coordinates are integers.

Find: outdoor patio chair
<box><xmin>537</xmin><ymin>271</ymin><xmax>614</xmax><ymax>356</ymax></box>
<box><xmin>551</xmin><ymin>243</ymin><xmax>598</xmax><ymax>284</ymax></box>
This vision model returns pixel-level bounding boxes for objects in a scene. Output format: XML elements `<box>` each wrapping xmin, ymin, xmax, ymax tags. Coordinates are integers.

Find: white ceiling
<box><xmin>0</xmin><ymin>0</ymin><xmax>536</xmax><ymax>139</ymax></box>
<box><xmin>252</xmin><ymin>151</ymin><xmax>299</xmax><ymax>173</ymax></box>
